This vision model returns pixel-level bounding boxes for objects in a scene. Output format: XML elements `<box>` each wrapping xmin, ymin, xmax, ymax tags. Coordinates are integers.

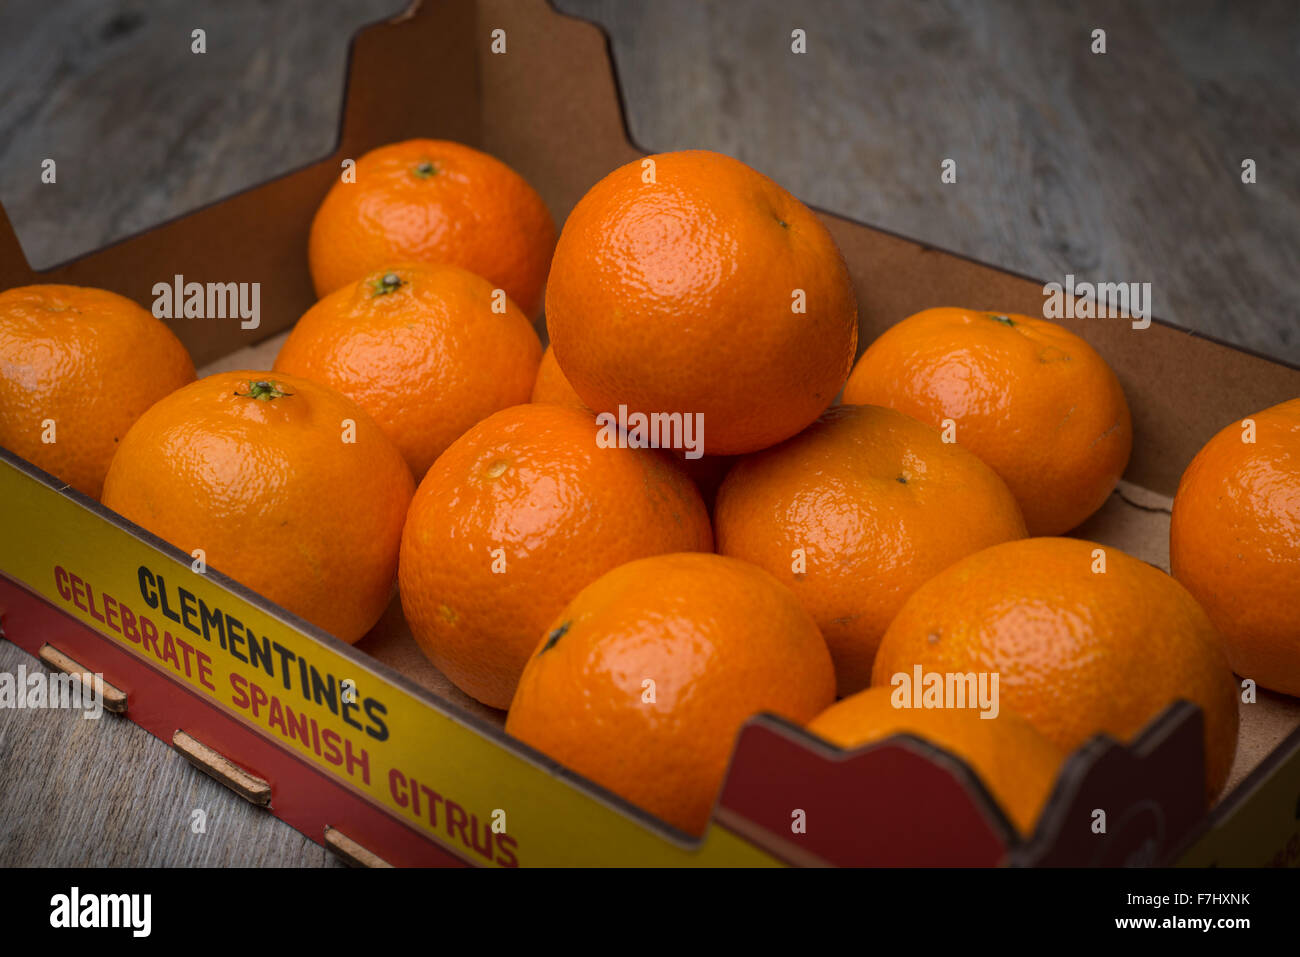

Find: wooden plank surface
<box><xmin>1</xmin><ymin>0</ymin><xmax>1298</xmax><ymax>867</ymax></box>
<box><xmin>0</xmin><ymin>639</ymin><xmax>342</xmax><ymax>866</ymax></box>
<box><xmin>566</xmin><ymin>0</ymin><xmax>1300</xmax><ymax>364</ymax></box>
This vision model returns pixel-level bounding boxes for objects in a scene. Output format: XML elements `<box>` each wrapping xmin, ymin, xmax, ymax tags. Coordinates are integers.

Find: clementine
<box><xmin>0</xmin><ymin>284</ymin><xmax>195</xmax><ymax>499</ymax></box>
<box><xmin>807</xmin><ymin>687</ymin><xmax>1064</xmax><ymax>836</ymax></box>
<box><xmin>506</xmin><ymin>552</ymin><xmax>835</xmax><ymax>835</ymax></box>
<box><xmin>399</xmin><ymin>403</ymin><xmax>713</xmax><ymax>709</ymax></box>
<box><xmin>530</xmin><ymin>345</ymin><xmax>587</xmax><ymax>410</ymax></box>
<box><xmin>545</xmin><ymin>150</ymin><xmax>858</xmax><ymax>455</ymax></box>
<box><xmin>715</xmin><ymin>404</ymin><xmax>1026</xmax><ymax>695</ymax></box>
<box><xmin>529</xmin><ymin>348</ymin><xmax>732</xmax><ymax>509</ymax></box>
<box><xmin>274</xmin><ymin>263</ymin><xmax>541</xmax><ymax>479</ymax></box>
<box><xmin>871</xmin><ymin>537</ymin><xmax>1239</xmax><ymax>800</ymax></box>
<box><xmin>102</xmin><ymin>372</ymin><xmax>414</xmax><ymax>643</ymax></box>
<box><xmin>843</xmin><ymin>307</ymin><xmax>1131</xmax><ymax>535</ymax></box>
<box><xmin>308</xmin><ymin>139</ymin><xmax>556</xmax><ymax>315</ymax></box>
<box><xmin>1171</xmin><ymin>398</ymin><xmax>1300</xmax><ymax>696</ymax></box>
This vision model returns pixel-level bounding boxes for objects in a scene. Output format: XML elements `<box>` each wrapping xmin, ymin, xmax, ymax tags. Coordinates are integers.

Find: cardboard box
<box><xmin>1</xmin><ymin>0</ymin><xmax>1297</xmax><ymax>867</ymax></box>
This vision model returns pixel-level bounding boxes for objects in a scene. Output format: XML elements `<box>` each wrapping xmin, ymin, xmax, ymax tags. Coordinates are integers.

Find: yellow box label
<box><xmin>1177</xmin><ymin>735</ymin><xmax>1300</xmax><ymax>867</ymax></box>
<box><xmin>0</xmin><ymin>456</ymin><xmax>779</xmax><ymax>867</ymax></box>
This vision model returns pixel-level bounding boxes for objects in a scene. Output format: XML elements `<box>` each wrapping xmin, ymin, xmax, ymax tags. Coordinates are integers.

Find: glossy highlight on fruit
<box><xmin>871</xmin><ymin>537</ymin><xmax>1239</xmax><ymax>801</ymax></box>
<box><xmin>1172</xmin><ymin>398</ymin><xmax>1300</xmax><ymax>696</ymax></box>
<box><xmin>0</xmin><ymin>284</ymin><xmax>196</xmax><ymax>499</ymax></box>
<box><xmin>844</xmin><ymin>307</ymin><xmax>1131</xmax><ymax>535</ymax></box>
<box><xmin>546</xmin><ymin>150</ymin><xmax>858</xmax><ymax>455</ymax></box>
<box><xmin>716</xmin><ymin>403</ymin><xmax>1026</xmax><ymax>695</ymax></box>
<box><xmin>102</xmin><ymin>371</ymin><xmax>414</xmax><ymax>643</ymax></box>
<box><xmin>399</xmin><ymin>403</ymin><xmax>713</xmax><ymax>709</ymax></box>
<box><xmin>275</xmin><ymin>263</ymin><xmax>542</xmax><ymax>479</ymax></box>
<box><xmin>507</xmin><ymin>552</ymin><xmax>835</xmax><ymax>835</ymax></box>
<box><xmin>308</xmin><ymin>139</ymin><xmax>556</xmax><ymax>316</ymax></box>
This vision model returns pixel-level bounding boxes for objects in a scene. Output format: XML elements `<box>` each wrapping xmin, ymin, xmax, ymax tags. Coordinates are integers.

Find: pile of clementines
<box><xmin>1</xmin><ymin>140</ymin><xmax>1296</xmax><ymax>840</ymax></box>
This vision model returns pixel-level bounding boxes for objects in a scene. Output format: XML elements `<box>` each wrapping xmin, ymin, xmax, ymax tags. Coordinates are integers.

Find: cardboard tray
<box><xmin>1</xmin><ymin>0</ymin><xmax>1298</xmax><ymax>867</ymax></box>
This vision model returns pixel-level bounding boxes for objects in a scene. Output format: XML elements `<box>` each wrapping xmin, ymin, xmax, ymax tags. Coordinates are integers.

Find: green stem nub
<box><xmin>413</xmin><ymin>160</ymin><xmax>438</xmax><ymax>178</ymax></box>
<box><xmin>988</xmin><ymin>313</ymin><xmax>1015</xmax><ymax>326</ymax></box>
<box><xmin>372</xmin><ymin>272</ymin><xmax>405</xmax><ymax>296</ymax></box>
<box><xmin>235</xmin><ymin>379</ymin><xmax>293</xmax><ymax>401</ymax></box>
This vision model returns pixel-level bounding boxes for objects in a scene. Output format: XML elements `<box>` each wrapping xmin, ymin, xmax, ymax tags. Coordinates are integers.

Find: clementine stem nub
<box><xmin>371</xmin><ymin>272</ymin><xmax>405</xmax><ymax>296</ymax></box>
<box><xmin>235</xmin><ymin>380</ymin><xmax>293</xmax><ymax>401</ymax></box>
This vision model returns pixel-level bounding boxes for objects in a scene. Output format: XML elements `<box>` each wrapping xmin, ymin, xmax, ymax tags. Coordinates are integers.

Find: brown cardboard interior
<box><xmin>1</xmin><ymin>0</ymin><xmax>1298</xmax><ymax>820</ymax></box>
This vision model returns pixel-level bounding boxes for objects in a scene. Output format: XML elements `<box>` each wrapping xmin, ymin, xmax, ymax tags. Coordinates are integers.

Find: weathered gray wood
<box><xmin>0</xmin><ymin>0</ymin><xmax>410</xmax><ymax>269</ymax></box>
<box><xmin>1</xmin><ymin>0</ymin><xmax>1297</xmax><ymax>868</ymax></box>
<box><xmin>2</xmin><ymin>1</ymin><xmax>1295</xmax><ymax>365</ymax></box>
<box><xmin>557</xmin><ymin>0</ymin><xmax>1299</xmax><ymax>364</ymax></box>
<box><xmin>0</xmin><ymin>640</ymin><xmax>343</xmax><ymax>866</ymax></box>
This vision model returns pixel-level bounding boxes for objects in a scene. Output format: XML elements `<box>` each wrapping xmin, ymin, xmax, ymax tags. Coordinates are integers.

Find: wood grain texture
<box><xmin>1</xmin><ymin>0</ymin><xmax>1297</xmax><ymax>868</ymax></box>
<box><xmin>557</xmin><ymin>0</ymin><xmax>1300</xmax><ymax>364</ymax></box>
<box><xmin>0</xmin><ymin>640</ymin><xmax>343</xmax><ymax>866</ymax></box>
<box><xmin>0</xmin><ymin>0</ymin><xmax>410</xmax><ymax>269</ymax></box>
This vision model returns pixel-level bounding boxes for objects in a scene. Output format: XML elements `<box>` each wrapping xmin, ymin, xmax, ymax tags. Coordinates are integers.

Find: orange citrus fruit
<box><xmin>274</xmin><ymin>263</ymin><xmax>541</xmax><ymax>479</ymax></box>
<box><xmin>675</xmin><ymin>450</ymin><xmax>733</xmax><ymax>514</ymax></box>
<box><xmin>529</xmin><ymin>347</ymin><xmax>732</xmax><ymax>508</ymax></box>
<box><xmin>1171</xmin><ymin>398</ymin><xmax>1300</xmax><ymax>696</ymax></box>
<box><xmin>102</xmin><ymin>372</ymin><xmax>414</xmax><ymax>643</ymax></box>
<box><xmin>530</xmin><ymin>344</ymin><xmax>587</xmax><ymax>409</ymax></box>
<box><xmin>308</xmin><ymin>139</ymin><xmax>556</xmax><ymax>316</ymax></box>
<box><xmin>0</xmin><ymin>284</ymin><xmax>195</xmax><ymax>499</ymax></box>
<box><xmin>715</xmin><ymin>404</ymin><xmax>1026</xmax><ymax>695</ymax></box>
<box><xmin>807</xmin><ymin>687</ymin><xmax>1064</xmax><ymax>836</ymax></box>
<box><xmin>507</xmin><ymin>552</ymin><xmax>835</xmax><ymax>835</ymax></box>
<box><xmin>871</xmin><ymin>537</ymin><xmax>1239</xmax><ymax>800</ymax></box>
<box><xmin>545</xmin><ymin>149</ymin><xmax>858</xmax><ymax>455</ymax></box>
<box><xmin>843</xmin><ymin>307</ymin><xmax>1132</xmax><ymax>535</ymax></box>
<box><xmin>399</xmin><ymin>403</ymin><xmax>713</xmax><ymax>709</ymax></box>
